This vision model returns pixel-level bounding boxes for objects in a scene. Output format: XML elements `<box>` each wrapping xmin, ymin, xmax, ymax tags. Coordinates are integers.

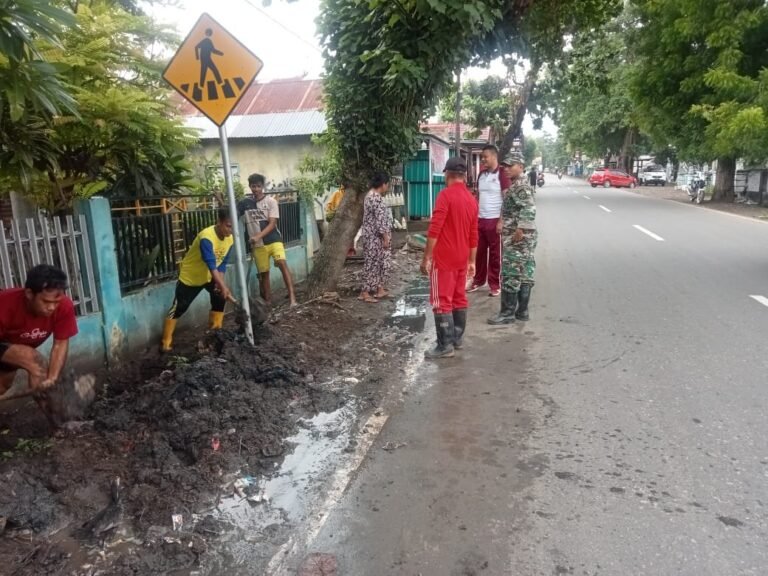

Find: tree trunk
<box><xmin>618</xmin><ymin>127</ymin><xmax>635</xmax><ymax>174</ymax></box>
<box><xmin>305</xmin><ymin>184</ymin><xmax>366</xmax><ymax>299</ymax></box>
<box><xmin>498</xmin><ymin>65</ymin><xmax>539</xmax><ymax>158</ymax></box>
<box><xmin>712</xmin><ymin>157</ymin><xmax>736</xmax><ymax>202</ymax></box>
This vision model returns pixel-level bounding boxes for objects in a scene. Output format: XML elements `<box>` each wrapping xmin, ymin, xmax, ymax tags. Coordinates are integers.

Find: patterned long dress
<box><xmin>361</xmin><ymin>190</ymin><xmax>390</xmax><ymax>294</ymax></box>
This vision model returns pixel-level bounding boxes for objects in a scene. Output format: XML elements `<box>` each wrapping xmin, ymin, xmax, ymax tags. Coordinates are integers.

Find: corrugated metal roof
<box><xmin>175</xmin><ymin>78</ymin><xmax>323</xmax><ymax>117</ymax></box>
<box><xmin>185</xmin><ymin>110</ymin><xmax>327</xmax><ymax>140</ymax></box>
<box><xmin>230</xmin><ymin>110</ymin><xmax>326</xmax><ymax>138</ymax></box>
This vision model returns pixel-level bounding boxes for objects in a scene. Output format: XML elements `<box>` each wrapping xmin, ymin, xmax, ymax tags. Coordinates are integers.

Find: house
<box><xmin>419</xmin><ymin>123</ymin><xmax>493</xmax><ymax>182</ymax></box>
<box><xmin>179</xmin><ymin>77</ymin><xmax>326</xmax><ymax>188</ymax></box>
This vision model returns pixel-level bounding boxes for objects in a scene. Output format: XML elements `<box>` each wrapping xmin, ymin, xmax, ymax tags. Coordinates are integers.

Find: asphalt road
<box><xmin>276</xmin><ymin>177</ymin><xmax>768</xmax><ymax>575</ymax></box>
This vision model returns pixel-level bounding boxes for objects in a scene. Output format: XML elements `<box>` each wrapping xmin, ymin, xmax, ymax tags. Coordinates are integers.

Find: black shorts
<box><xmin>167</xmin><ymin>280</ymin><xmax>226</xmax><ymax>320</ymax></box>
<box><xmin>0</xmin><ymin>342</ymin><xmax>17</xmax><ymax>373</ymax></box>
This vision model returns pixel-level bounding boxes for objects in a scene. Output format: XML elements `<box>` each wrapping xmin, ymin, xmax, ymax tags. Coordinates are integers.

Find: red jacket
<box><xmin>427</xmin><ymin>181</ymin><xmax>479</xmax><ymax>269</ymax></box>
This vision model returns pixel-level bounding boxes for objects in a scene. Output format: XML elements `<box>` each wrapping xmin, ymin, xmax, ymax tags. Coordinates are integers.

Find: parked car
<box><xmin>639</xmin><ymin>164</ymin><xmax>666</xmax><ymax>186</ymax></box>
<box><xmin>588</xmin><ymin>168</ymin><xmax>638</xmax><ymax>189</ymax></box>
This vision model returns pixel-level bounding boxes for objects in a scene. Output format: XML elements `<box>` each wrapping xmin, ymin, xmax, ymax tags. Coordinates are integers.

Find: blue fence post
<box><xmin>75</xmin><ymin>197</ymin><xmax>125</xmax><ymax>363</ymax></box>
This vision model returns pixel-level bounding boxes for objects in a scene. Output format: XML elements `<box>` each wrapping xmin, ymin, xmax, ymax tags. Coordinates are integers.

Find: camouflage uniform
<box><xmin>501</xmin><ymin>175</ymin><xmax>537</xmax><ymax>293</ymax></box>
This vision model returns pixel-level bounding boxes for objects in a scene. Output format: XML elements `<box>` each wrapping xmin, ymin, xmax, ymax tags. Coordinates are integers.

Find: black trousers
<box><xmin>167</xmin><ymin>281</ymin><xmax>225</xmax><ymax>320</ymax></box>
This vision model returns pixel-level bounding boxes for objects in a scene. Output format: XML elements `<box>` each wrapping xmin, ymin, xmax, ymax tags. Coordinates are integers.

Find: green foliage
<box><xmin>541</xmin><ymin>11</ymin><xmax>642</xmax><ymax>161</ymax></box>
<box><xmin>292</xmin><ymin>132</ymin><xmax>343</xmax><ymax>205</ymax></box>
<box><xmin>438</xmin><ymin>75</ymin><xmax>510</xmax><ymax>142</ymax></box>
<box><xmin>0</xmin><ymin>0</ymin><xmax>198</xmax><ymax>212</ymax></box>
<box><xmin>523</xmin><ymin>138</ymin><xmax>539</xmax><ymax>165</ymax></box>
<box><xmin>630</xmin><ymin>0</ymin><xmax>768</xmax><ymax>167</ymax></box>
<box><xmin>317</xmin><ymin>0</ymin><xmax>506</xmax><ymax>188</ymax></box>
<box><xmin>531</xmin><ymin>134</ymin><xmax>570</xmax><ymax>170</ymax></box>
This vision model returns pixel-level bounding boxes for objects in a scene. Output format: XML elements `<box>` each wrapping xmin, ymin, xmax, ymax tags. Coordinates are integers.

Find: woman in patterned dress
<box><xmin>359</xmin><ymin>172</ymin><xmax>392</xmax><ymax>303</ymax></box>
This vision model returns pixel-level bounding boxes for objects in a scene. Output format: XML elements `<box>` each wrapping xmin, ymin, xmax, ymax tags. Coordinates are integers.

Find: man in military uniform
<box><xmin>488</xmin><ymin>152</ymin><xmax>537</xmax><ymax>324</ymax></box>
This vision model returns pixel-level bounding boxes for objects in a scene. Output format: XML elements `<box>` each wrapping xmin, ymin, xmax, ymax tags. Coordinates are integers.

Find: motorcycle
<box><xmin>537</xmin><ymin>174</ymin><xmax>545</xmax><ymax>188</ymax></box>
<box><xmin>557</xmin><ymin>171</ymin><xmax>563</xmax><ymax>180</ymax></box>
<box><xmin>686</xmin><ymin>177</ymin><xmax>706</xmax><ymax>204</ymax></box>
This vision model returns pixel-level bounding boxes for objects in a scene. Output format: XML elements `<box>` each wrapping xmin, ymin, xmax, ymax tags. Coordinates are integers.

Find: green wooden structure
<box><xmin>404</xmin><ymin>149</ymin><xmax>453</xmax><ymax>218</ymax></box>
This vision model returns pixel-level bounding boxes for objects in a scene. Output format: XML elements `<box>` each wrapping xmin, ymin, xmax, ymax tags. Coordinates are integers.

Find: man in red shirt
<box><xmin>0</xmin><ymin>265</ymin><xmax>79</xmax><ymax>407</ymax></box>
<box><xmin>420</xmin><ymin>157</ymin><xmax>479</xmax><ymax>359</ymax></box>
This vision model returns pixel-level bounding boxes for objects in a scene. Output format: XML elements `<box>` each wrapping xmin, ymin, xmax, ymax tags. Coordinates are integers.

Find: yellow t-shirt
<box><xmin>179</xmin><ymin>225</ymin><xmax>234</xmax><ymax>287</ymax></box>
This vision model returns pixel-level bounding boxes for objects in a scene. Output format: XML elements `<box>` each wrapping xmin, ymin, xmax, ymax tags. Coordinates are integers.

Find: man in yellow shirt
<box><xmin>161</xmin><ymin>208</ymin><xmax>235</xmax><ymax>352</ymax></box>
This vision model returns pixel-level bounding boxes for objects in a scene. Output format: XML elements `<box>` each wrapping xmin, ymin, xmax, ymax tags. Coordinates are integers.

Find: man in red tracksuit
<box><xmin>420</xmin><ymin>157</ymin><xmax>479</xmax><ymax>359</ymax></box>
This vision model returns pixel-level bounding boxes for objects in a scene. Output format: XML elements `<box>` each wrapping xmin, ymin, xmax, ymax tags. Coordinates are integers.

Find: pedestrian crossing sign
<box><xmin>163</xmin><ymin>13</ymin><xmax>263</xmax><ymax>126</ymax></box>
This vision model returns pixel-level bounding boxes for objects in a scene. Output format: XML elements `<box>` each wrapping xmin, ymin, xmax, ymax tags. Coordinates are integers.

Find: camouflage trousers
<box><xmin>501</xmin><ymin>230</ymin><xmax>538</xmax><ymax>293</ymax></box>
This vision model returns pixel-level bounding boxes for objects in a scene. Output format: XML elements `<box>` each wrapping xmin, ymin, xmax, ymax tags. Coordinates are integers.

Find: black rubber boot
<box><xmin>425</xmin><ymin>313</ymin><xmax>455</xmax><ymax>359</ymax></box>
<box><xmin>487</xmin><ymin>290</ymin><xmax>517</xmax><ymax>325</ymax></box>
<box><xmin>515</xmin><ymin>284</ymin><xmax>532</xmax><ymax>321</ymax></box>
<box><xmin>452</xmin><ymin>308</ymin><xmax>467</xmax><ymax>349</ymax></box>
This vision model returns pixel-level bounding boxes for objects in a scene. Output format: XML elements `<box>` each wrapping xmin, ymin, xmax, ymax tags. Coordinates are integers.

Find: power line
<box><xmin>239</xmin><ymin>0</ymin><xmax>323</xmax><ymax>54</ymax></box>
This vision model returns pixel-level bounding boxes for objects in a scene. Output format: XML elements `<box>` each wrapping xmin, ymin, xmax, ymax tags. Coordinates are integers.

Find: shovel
<box><xmin>0</xmin><ymin>371</ymin><xmax>96</xmax><ymax>427</ymax></box>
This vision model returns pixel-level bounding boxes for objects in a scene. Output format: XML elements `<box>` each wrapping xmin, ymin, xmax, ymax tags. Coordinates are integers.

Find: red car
<box><xmin>589</xmin><ymin>168</ymin><xmax>638</xmax><ymax>189</ymax></box>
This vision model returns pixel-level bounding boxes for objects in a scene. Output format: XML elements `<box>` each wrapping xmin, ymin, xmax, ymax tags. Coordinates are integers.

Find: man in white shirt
<box><xmin>468</xmin><ymin>145</ymin><xmax>510</xmax><ymax>297</ymax></box>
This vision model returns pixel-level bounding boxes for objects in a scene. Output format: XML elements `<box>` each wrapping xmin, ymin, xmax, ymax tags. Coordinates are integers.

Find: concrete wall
<box><xmin>200</xmin><ymin>136</ymin><xmax>320</xmax><ymax>187</ymax></box>
<box><xmin>62</xmin><ymin>197</ymin><xmax>312</xmax><ymax>370</ymax></box>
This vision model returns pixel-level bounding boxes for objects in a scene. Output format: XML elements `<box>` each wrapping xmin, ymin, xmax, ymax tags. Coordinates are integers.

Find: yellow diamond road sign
<box><xmin>163</xmin><ymin>13</ymin><xmax>263</xmax><ymax>126</ymax></box>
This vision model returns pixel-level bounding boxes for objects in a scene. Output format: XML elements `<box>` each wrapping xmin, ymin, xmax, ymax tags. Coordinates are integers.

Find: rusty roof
<box><xmin>177</xmin><ymin>77</ymin><xmax>323</xmax><ymax>117</ymax></box>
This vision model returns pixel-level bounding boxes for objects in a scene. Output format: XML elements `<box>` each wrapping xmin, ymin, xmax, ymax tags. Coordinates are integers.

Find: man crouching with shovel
<box><xmin>0</xmin><ymin>264</ymin><xmax>82</xmax><ymax>425</ymax></box>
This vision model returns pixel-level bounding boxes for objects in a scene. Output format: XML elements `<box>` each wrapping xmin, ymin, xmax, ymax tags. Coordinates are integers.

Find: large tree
<box><xmin>0</xmin><ymin>0</ymin><xmax>198</xmax><ymax>213</ymax></box>
<box><xmin>540</xmin><ymin>10</ymin><xmax>645</xmax><ymax>173</ymax></box>
<box><xmin>307</xmin><ymin>0</ymin><xmax>621</xmax><ymax>298</ymax></box>
<box><xmin>630</xmin><ymin>0</ymin><xmax>768</xmax><ymax>200</ymax></box>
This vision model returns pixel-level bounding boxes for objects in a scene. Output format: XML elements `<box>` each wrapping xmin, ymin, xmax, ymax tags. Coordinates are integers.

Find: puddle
<box><xmin>216</xmin><ymin>406</ymin><xmax>355</xmax><ymax>524</ymax></box>
<box><xmin>387</xmin><ymin>277</ymin><xmax>429</xmax><ymax>332</ymax></box>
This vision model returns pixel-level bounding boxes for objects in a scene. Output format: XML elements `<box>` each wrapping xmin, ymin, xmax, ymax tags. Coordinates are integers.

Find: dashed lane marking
<box><xmin>633</xmin><ymin>225</ymin><xmax>665</xmax><ymax>242</ymax></box>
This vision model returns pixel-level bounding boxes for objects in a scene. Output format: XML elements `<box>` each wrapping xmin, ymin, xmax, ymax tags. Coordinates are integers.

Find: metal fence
<box><xmin>0</xmin><ymin>215</ymin><xmax>100</xmax><ymax>316</ymax></box>
<box><xmin>278</xmin><ymin>200</ymin><xmax>302</xmax><ymax>245</ymax></box>
<box><xmin>113</xmin><ymin>209</ymin><xmax>218</xmax><ymax>293</ymax></box>
<box><xmin>111</xmin><ymin>194</ymin><xmax>302</xmax><ymax>293</ymax></box>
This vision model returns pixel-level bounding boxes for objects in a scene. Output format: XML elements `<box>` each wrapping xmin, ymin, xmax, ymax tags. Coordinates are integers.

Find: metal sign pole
<box><xmin>219</xmin><ymin>122</ymin><xmax>254</xmax><ymax>345</ymax></box>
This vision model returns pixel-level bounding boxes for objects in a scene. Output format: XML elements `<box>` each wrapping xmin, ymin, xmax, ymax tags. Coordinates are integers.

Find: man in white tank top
<box><xmin>468</xmin><ymin>145</ymin><xmax>510</xmax><ymax>296</ymax></box>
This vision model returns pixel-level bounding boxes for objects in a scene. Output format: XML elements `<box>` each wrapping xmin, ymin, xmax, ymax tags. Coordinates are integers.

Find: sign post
<box><xmin>163</xmin><ymin>13</ymin><xmax>264</xmax><ymax>346</ymax></box>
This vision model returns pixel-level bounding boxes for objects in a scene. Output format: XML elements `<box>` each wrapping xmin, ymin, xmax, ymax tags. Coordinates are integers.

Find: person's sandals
<box><xmin>358</xmin><ymin>293</ymin><xmax>379</xmax><ymax>303</ymax></box>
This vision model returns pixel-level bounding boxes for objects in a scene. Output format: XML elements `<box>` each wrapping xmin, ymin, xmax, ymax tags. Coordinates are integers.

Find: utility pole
<box><xmin>454</xmin><ymin>70</ymin><xmax>462</xmax><ymax>156</ymax></box>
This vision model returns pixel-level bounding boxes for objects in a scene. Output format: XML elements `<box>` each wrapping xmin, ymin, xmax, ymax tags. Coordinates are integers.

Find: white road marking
<box><xmin>572</xmin><ymin>190</ymin><xmax>579</xmax><ymax>194</ymax></box>
<box><xmin>633</xmin><ymin>225</ymin><xmax>665</xmax><ymax>242</ymax></box>
<box><xmin>749</xmin><ymin>295</ymin><xmax>768</xmax><ymax>308</ymax></box>
<box><xmin>583</xmin><ymin>195</ymin><xmax>592</xmax><ymax>200</ymax></box>
<box><xmin>599</xmin><ymin>205</ymin><xmax>612</xmax><ymax>213</ymax></box>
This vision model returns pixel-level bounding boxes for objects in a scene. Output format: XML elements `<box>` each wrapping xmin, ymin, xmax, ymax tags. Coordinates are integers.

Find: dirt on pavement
<box><xmin>0</xmin><ymin>237</ymin><xmax>422</xmax><ymax>575</ymax></box>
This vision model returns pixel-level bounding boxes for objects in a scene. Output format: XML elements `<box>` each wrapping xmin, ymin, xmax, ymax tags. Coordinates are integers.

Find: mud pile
<box><xmin>0</xmin><ymin>327</ymin><xmax>343</xmax><ymax>575</ymax></box>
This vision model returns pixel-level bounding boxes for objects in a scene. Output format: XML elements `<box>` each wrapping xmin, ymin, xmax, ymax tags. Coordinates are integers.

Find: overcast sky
<box><xmin>148</xmin><ymin>0</ymin><xmax>553</xmax><ymax>134</ymax></box>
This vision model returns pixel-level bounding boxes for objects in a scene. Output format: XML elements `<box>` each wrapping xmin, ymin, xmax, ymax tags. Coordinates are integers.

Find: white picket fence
<box><xmin>0</xmin><ymin>215</ymin><xmax>100</xmax><ymax>316</ymax></box>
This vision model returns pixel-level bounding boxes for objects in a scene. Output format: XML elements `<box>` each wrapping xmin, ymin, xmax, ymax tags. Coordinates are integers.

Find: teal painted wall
<box><xmin>64</xmin><ymin>197</ymin><xmax>311</xmax><ymax>370</ymax></box>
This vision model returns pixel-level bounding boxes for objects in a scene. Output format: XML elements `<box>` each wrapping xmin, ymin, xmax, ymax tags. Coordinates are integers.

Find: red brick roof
<box><xmin>176</xmin><ymin>77</ymin><xmax>324</xmax><ymax>117</ymax></box>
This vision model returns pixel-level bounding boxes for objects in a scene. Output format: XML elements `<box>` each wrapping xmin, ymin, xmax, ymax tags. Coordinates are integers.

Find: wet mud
<box><xmin>0</xmin><ymin>241</ymin><xmax>423</xmax><ymax>575</ymax></box>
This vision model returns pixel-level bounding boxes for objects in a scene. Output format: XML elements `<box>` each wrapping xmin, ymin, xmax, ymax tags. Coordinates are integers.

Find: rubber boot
<box><xmin>515</xmin><ymin>284</ymin><xmax>532</xmax><ymax>321</ymax></box>
<box><xmin>487</xmin><ymin>290</ymin><xmax>517</xmax><ymax>325</ymax></box>
<box><xmin>209</xmin><ymin>311</ymin><xmax>225</xmax><ymax>329</ymax></box>
<box><xmin>160</xmin><ymin>318</ymin><xmax>177</xmax><ymax>352</ymax></box>
<box><xmin>424</xmin><ymin>313</ymin><xmax>455</xmax><ymax>359</ymax></box>
<box><xmin>452</xmin><ymin>308</ymin><xmax>467</xmax><ymax>349</ymax></box>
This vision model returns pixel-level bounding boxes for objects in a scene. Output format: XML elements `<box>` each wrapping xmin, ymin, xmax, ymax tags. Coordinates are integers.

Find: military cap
<box><xmin>500</xmin><ymin>152</ymin><xmax>525</xmax><ymax>166</ymax></box>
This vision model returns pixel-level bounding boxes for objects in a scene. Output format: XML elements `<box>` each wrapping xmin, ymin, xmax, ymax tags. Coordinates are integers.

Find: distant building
<box><xmin>177</xmin><ymin>77</ymin><xmax>325</xmax><ymax>189</ymax></box>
